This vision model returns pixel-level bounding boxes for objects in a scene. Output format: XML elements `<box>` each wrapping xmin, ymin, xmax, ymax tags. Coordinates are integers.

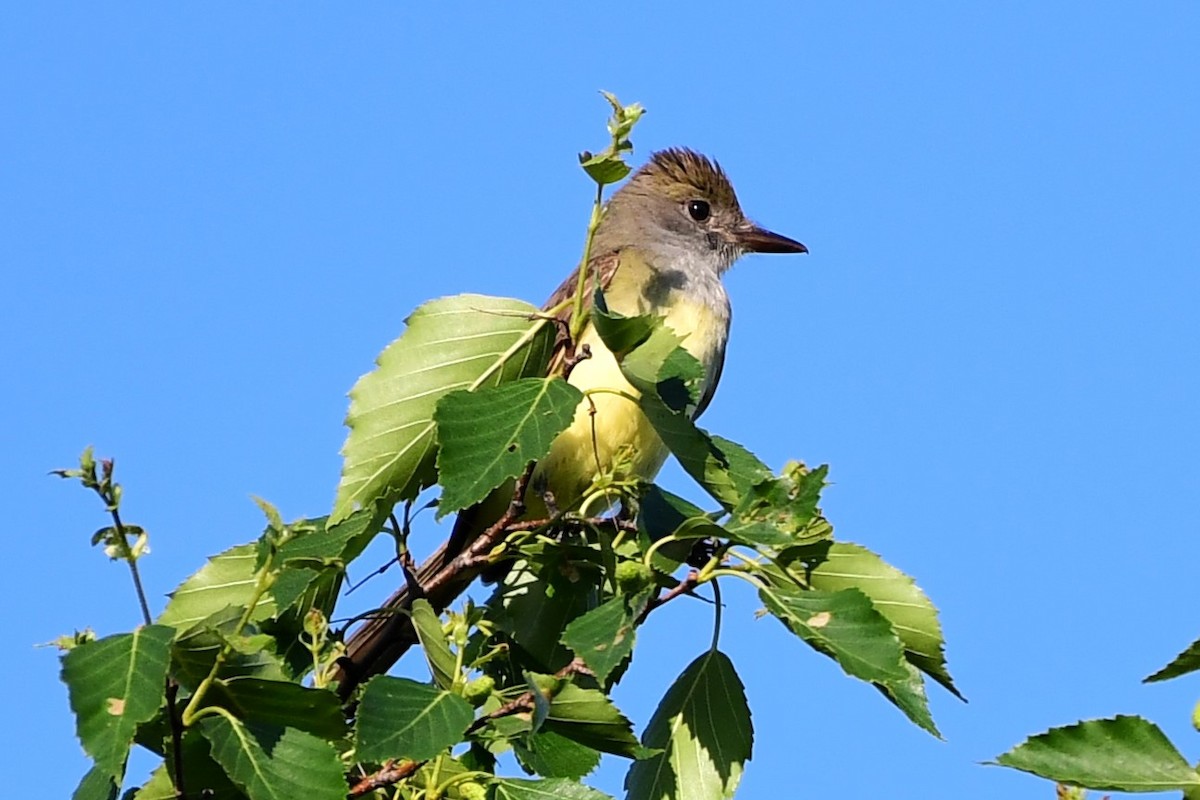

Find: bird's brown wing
<box><xmin>336</xmin><ymin>251</ymin><xmax>623</xmax><ymax>699</ymax></box>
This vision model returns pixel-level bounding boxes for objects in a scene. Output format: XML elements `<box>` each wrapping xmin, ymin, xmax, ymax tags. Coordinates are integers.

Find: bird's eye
<box><xmin>686</xmin><ymin>199</ymin><xmax>711</xmax><ymax>222</ymax></box>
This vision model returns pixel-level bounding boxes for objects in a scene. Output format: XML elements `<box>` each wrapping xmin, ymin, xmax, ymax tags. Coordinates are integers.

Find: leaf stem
<box><xmin>180</xmin><ymin>564</ymin><xmax>275</xmax><ymax>725</ymax></box>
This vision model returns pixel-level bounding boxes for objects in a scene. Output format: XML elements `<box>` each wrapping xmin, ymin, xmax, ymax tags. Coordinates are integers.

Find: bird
<box><xmin>335</xmin><ymin>148</ymin><xmax>807</xmax><ymax>696</ymax></box>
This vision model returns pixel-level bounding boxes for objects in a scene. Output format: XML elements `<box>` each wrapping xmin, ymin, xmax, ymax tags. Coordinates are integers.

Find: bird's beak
<box><xmin>732</xmin><ymin>223</ymin><xmax>808</xmax><ymax>254</ymax></box>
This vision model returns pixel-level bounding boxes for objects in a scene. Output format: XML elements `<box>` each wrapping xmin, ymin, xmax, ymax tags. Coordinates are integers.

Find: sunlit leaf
<box><xmin>993</xmin><ymin>716</ymin><xmax>1200</xmax><ymax>792</ymax></box>
<box><xmin>625</xmin><ymin>649</ymin><xmax>752</xmax><ymax>800</ymax></box>
<box><xmin>332</xmin><ymin>294</ymin><xmax>555</xmax><ymax>524</ymax></box>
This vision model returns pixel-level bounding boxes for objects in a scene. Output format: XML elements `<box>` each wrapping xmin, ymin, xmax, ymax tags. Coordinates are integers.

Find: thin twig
<box><xmin>637</xmin><ymin>569</ymin><xmax>701</xmax><ymax>625</ymax></box>
<box><xmin>348</xmin><ymin>759</ymin><xmax>422</xmax><ymax>797</ymax></box>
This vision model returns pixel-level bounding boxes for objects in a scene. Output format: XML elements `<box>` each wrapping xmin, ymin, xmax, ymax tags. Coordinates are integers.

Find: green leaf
<box><xmin>73</xmin><ymin>765</ymin><xmax>118</xmax><ymax>800</ymax></box>
<box><xmin>876</xmin><ymin>660</ymin><xmax>941</xmax><ymax>737</ymax></box>
<box><xmin>492</xmin><ymin>777</ymin><xmax>615</xmax><ymax>800</ymax></box>
<box><xmin>200</xmin><ymin>716</ymin><xmax>346</xmax><ymax>800</ymax></box>
<box><xmin>636</xmin><ymin>486</ymin><xmax>709</xmax><ymax>574</ymax></box>
<box><xmin>1145</xmin><ymin>635</ymin><xmax>1200</xmax><ymax>683</ymax></box>
<box><xmin>580</xmin><ymin>153</ymin><xmax>631</xmax><ymax>185</ymax></box>
<box><xmin>705</xmin><ymin>435</ymin><xmax>772</xmax><ymax>496</ymax></box>
<box><xmin>589</xmin><ymin>291</ymin><xmax>656</xmax><ymax>356</ymax></box>
<box><xmin>411</xmin><ymin>598</ymin><xmax>458</xmax><ymax>689</ymax></box>
<box><xmin>806</xmin><ymin>542</ymin><xmax>960</xmax><ymax>698</ymax></box>
<box><xmin>127</xmin><ymin>765</ymin><xmax>176</xmax><ymax>800</ymax></box>
<box><xmin>355</xmin><ymin>676</ymin><xmax>475</xmax><ymax>762</ymax></box>
<box><xmin>494</xmin><ymin>561</ymin><xmax>596</xmax><ymax>671</ymax></box>
<box><xmin>560</xmin><ymin>591</ymin><xmax>652</xmax><ymax>684</ymax></box>
<box><xmin>206</xmin><ymin>677</ymin><xmax>346</xmax><ymax>739</ymax></box>
<box><xmin>993</xmin><ymin>716</ymin><xmax>1200</xmax><ymax>792</ymax></box>
<box><xmin>625</xmin><ymin>649</ymin><xmax>752</xmax><ymax>800</ymax></box>
<box><xmin>158</xmin><ymin>544</ymin><xmax>271</xmax><ymax>630</ymax></box>
<box><xmin>758</xmin><ymin>581</ymin><xmax>909</xmax><ymax>685</ymax></box>
<box><xmin>62</xmin><ymin>625</ymin><xmax>174</xmax><ymax>782</ymax></box>
<box><xmin>332</xmin><ymin>293</ymin><xmax>555</xmax><ymax>524</ymax></box>
<box><xmin>276</xmin><ymin>508</ymin><xmax>384</xmax><ymax>565</ymax></box>
<box><xmin>171</xmin><ymin>607</ymin><xmax>289</xmax><ymax>689</ymax></box>
<box><xmin>542</xmin><ymin>683</ymin><xmax>644</xmax><ymax>759</ymax></box>
<box><xmin>514</xmin><ymin>729</ymin><xmax>602</xmax><ymax>779</ymax></box>
<box><xmin>435</xmin><ymin>377</ymin><xmax>583</xmax><ymax>516</ymax></box>
<box><xmin>728</xmin><ymin>462</ymin><xmax>827</xmax><ymax>543</ymax></box>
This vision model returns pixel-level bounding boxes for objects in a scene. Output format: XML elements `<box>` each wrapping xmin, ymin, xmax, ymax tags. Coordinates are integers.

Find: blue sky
<box><xmin>5</xmin><ymin>4</ymin><xmax>1198</xmax><ymax>798</ymax></box>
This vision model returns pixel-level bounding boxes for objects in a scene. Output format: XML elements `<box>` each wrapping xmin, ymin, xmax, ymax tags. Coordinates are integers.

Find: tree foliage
<box><xmin>52</xmin><ymin>94</ymin><xmax>959</xmax><ymax>800</ymax></box>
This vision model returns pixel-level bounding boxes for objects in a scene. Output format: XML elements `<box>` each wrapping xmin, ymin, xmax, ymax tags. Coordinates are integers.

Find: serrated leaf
<box><xmin>206</xmin><ymin>677</ymin><xmax>346</xmax><ymax>739</ymax></box>
<box><xmin>806</xmin><ymin>542</ymin><xmax>960</xmax><ymax>699</ymax></box>
<box><xmin>514</xmin><ymin>729</ymin><xmax>602</xmax><ymax>779</ymax></box>
<box><xmin>171</xmin><ymin>607</ymin><xmax>289</xmax><ymax>689</ymax></box>
<box><xmin>625</xmin><ymin>649</ymin><xmax>752</xmax><ymax>800</ymax></box>
<box><xmin>158</xmin><ymin>544</ymin><xmax>270</xmax><ymax>631</ymax></box>
<box><xmin>706</xmin><ymin>435</ymin><xmax>772</xmax><ymax>496</ymax></box>
<box><xmin>355</xmin><ymin>676</ymin><xmax>475</xmax><ymax>761</ymax></box>
<box><xmin>492</xmin><ymin>777</ymin><xmax>615</xmax><ymax>800</ymax></box>
<box><xmin>73</xmin><ymin>765</ymin><xmax>118</xmax><ymax>800</ymax></box>
<box><xmin>411</xmin><ymin>598</ymin><xmax>458</xmax><ymax>689</ymax></box>
<box><xmin>332</xmin><ymin>294</ymin><xmax>555</xmax><ymax>524</ymax></box>
<box><xmin>542</xmin><ymin>683</ymin><xmax>643</xmax><ymax>759</ymax></box>
<box><xmin>728</xmin><ymin>463</ymin><xmax>827</xmax><ymax>542</ymax></box>
<box><xmin>435</xmin><ymin>377</ymin><xmax>583</xmax><ymax>516</ymax></box>
<box><xmin>759</xmin><ymin>582</ymin><xmax>909</xmax><ymax>685</ymax></box>
<box><xmin>495</xmin><ymin>561</ymin><xmax>596</xmax><ymax>671</ymax></box>
<box><xmin>62</xmin><ymin>625</ymin><xmax>174</xmax><ymax>782</ymax></box>
<box><xmin>560</xmin><ymin>591</ymin><xmax>651</xmax><ymax>684</ymax></box>
<box><xmin>200</xmin><ymin>717</ymin><xmax>345</xmax><ymax>800</ymax></box>
<box><xmin>1145</xmin><ymin>636</ymin><xmax>1200</xmax><ymax>683</ymax></box>
<box><xmin>993</xmin><ymin>716</ymin><xmax>1200</xmax><ymax>792</ymax></box>
<box><xmin>877</xmin><ymin>660</ymin><xmax>941</xmax><ymax>737</ymax></box>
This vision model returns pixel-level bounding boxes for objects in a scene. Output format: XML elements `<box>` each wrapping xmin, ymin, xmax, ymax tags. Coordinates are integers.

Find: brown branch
<box><xmin>348</xmin><ymin>759</ymin><xmax>422</xmax><ymax>797</ymax></box>
<box><xmin>636</xmin><ymin>569</ymin><xmax>701</xmax><ymax>625</ymax></box>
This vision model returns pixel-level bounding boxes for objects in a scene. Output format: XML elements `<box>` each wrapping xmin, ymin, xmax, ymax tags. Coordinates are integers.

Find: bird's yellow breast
<box><xmin>532</xmin><ymin>252</ymin><xmax>730</xmax><ymax>515</ymax></box>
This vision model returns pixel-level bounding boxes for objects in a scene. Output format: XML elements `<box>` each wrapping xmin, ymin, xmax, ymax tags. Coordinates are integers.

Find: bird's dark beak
<box><xmin>732</xmin><ymin>223</ymin><xmax>808</xmax><ymax>254</ymax></box>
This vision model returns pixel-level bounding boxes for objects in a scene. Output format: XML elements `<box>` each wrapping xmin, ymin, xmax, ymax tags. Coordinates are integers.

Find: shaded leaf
<box><xmin>494</xmin><ymin>561</ymin><xmax>596</xmax><ymax>671</ymax></box>
<box><xmin>560</xmin><ymin>591</ymin><xmax>652</xmax><ymax>684</ymax></box>
<box><xmin>807</xmin><ymin>542</ymin><xmax>960</xmax><ymax>698</ymax></box>
<box><xmin>993</xmin><ymin>716</ymin><xmax>1200</xmax><ymax>792</ymax></box>
<box><xmin>200</xmin><ymin>716</ymin><xmax>345</xmax><ymax>800</ymax></box>
<box><xmin>411</xmin><ymin>598</ymin><xmax>458</xmax><ymax>689</ymax></box>
<box><xmin>435</xmin><ymin>377</ymin><xmax>583</xmax><ymax>516</ymax></box>
<box><xmin>207</xmin><ymin>677</ymin><xmax>346</xmax><ymax>739</ymax></box>
<box><xmin>636</xmin><ymin>486</ymin><xmax>709</xmax><ymax>574</ymax></box>
<box><xmin>355</xmin><ymin>676</ymin><xmax>474</xmax><ymax>762</ymax></box>
<box><xmin>332</xmin><ymin>294</ymin><xmax>555</xmax><ymax>523</ymax></box>
<box><xmin>1145</xmin><ymin>636</ymin><xmax>1200</xmax><ymax>683</ymax></box>
<box><xmin>171</xmin><ymin>607</ymin><xmax>288</xmax><ymax>690</ymax></box>
<box><xmin>72</xmin><ymin>765</ymin><xmax>118</xmax><ymax>800</ymax></box>
<box><xmin>580</xmin><ymin>153</ymin><xmax>631</xmax><ymax>185</ymax></box>
<box><xmin>625</xmin><ymin>649</ymin><xmax>752</xmax><ymax>800</ymax></box>
<box><xmin>514</xmin><ymin>729</ymin><xmax>602</xmax><ymax>779</ymax></box>
<box><xmin>62</xmin><ymin>625</ymin><xmax>174</xmax><ymax>782</ymax></box>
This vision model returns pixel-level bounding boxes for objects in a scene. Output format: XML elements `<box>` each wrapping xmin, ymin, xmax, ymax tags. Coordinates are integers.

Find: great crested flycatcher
<box><xmin>337</xmin><ymin>148</ymin><xmax>806</xmax><ymax>693</ymax></box>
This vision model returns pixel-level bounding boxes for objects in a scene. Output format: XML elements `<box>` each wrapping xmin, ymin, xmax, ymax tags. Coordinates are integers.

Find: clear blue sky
<box><xmin>6</xmin><ymin>4</ymin><xmax>1198</xmax><ymax>798</ymax></box>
